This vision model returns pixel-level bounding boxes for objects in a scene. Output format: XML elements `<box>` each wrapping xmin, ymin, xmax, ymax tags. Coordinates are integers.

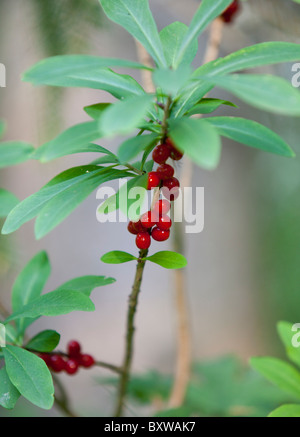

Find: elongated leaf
<box><xmin>175</xmin><ymin>41</ymin><xmax>300</xmax><ymax>117</ymax></box>
<box><xmin>3</xmin><ymin>346</ymin><xmax>54</xmax><ymax>410</ymax></box>
<box><xmin>26</xmin><ymin>330</ymin><xmax>60</xmax><ymax>353</ymax></box>
<box><xmin>145</xmin><ymin>251</ymin><xmax>187</xmax><ymax>269</ymax></box>
<box><xmin>251</xmin><ymin>357</ymin><xmax>300</xmax><ymax>399</ymax></box>
<box><xmin>101</xmin><ymin>251</ymin><xmax>137</xmax><ymax>264</ymax></box>
<box><xmin>33</xmin><ymin>121</ymin><xmax>102</xmax><ymax>162</ymax></box>
<box><xmin>269</xmin><ymin>404</ymin><xmax>300</xmax><ymax>417</ymax></box>
<box><xmin>0</xmin><ymin>189</ymin><xmax>19</xmax><ymax>218</ymax></box>
<box><xmin>35</xmin><ymin>168</ymin><xmax>131</xmax><ymax>239</ymax></box>
<box><xmin>23</xmin><ymin>55</ymin><xmax>151</xmax><ymax>84</ymax></box>
<box><xmin>174</xmin><ymin>0</ymin><xmax>232</xmax><ymax>67</ymax></box>
<box><xmin>153</xmin><ymin>66</ymin><xmax>192</xmax><ymax>96</ymax></box>
<box><xmin>118</xmin><ymin>133</ymin><xmax>158</xmax><ymax>163</ymax></box>
<box><xmin>55</xmin><ymin>275</ymin><xmax>116</xmax><ymax>297</ymax></box>
<box><xmin>0</xmin><ymin>142</ymin><xmax>34</xmax><ymax>168</ymax></box>
<box><xmin>200</xmin><ymin>74</ymin><xmax>300</xmax><ymax>116</ymax></box>
<box><xmin>277</xmin><ymin>321</ymin><xmax>300</xmax><ymax>368</ymax></box>
<box><xmin>169</xmin><ymin>118</ymin><xmax>221</xmax><ymax>169</ymax></box>
<box><xmin>99</xmin><ymin>0</ymin><xmax>167</xmax><ymax>68</ymax></box>
<box><xmin>205</xmin><ymin>117</ymin><xmax>295</xmax><ymax>157</ymax></box>
<box><xmin>185</xmin><ymin>98</ymin><xmax>237</xmax><ymax>116</ymax></box>
<box><xmin>160</xmin><ymin>22</ymin><xmax>198</xmax><ymax>69</ymax></box>
<box><xmin>6</xmin><ymin>290</ymin><xmax>95</xmax><ymax>323</ymax></box>
<box><xmin>0</xmin><ymin>367</ymin><xmax>20</xmax><ymax>409</ymax></box>
<box><xmin>99</xmin><ymin>94</ymin><xmax>154</xmax><ymax>137</ymax></box>
<box><xmin>84</xmin><ymin>103</ymin><xmax>111</xmax><ymax>119</ymax></box>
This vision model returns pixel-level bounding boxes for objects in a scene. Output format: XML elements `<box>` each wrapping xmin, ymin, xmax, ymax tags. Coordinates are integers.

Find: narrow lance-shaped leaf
<box><xmin>0</xmin><ymin>189</ymin><xmax>19</xmax><ymax>218</ymax></box>
<box><xmin>0</xmin><ymin>142</ymin><xmax>34</xmax><ymax>168</ymax></box>
<box><xmin>269</xmin><ymin>404</ymin><xmax>300</xmax><ymax>418</ymax></box>
<box><xmin>153</xmin><ymin>65</ymin><xmax>192</xmax><ymax>96</ymax></box>
<box><xmin>99</xmin><ymin>0</ymin><xmax>167</xmax><ymax>68</ymax></box>
<box><xmin>169</xmin><ymin>118</ymin><xmax>221</xmax><ymax>170</ymax></box>
<box><xmin>145</xmin><ymin>251</ymin><xmax>187</xmax><ymax>269</ymax></box>
<box><xmin>101</xmin><ymin>251</ymin><xmax>138</xmax><ymax>264</ymax></box>
<box><xmin>3</xmin><ymin>346</ymin><xmax>54</xmax><ymax>410</ymax></box>
<box><xmin>55</xmin><ymin>275</ymin><xmax>116</xmax><ymax>297</ymax></box>
<box><xmin>174</xmin><ymin>0</ymin><xmax>232</xmax><ymax>68</ymax></box>
<box><xmin>26</xmin><ymin>330</ymin><xmax>60</xmax><ymax>353</ymax></box>
<box><xmin>199</xmin><ymin>74</ymin><xmax>300</xmax><ymax>116</ymax></box>
<box><xmin>0</xmin><ymin>367</ymin><xmax>20</xmax><ymax>410</ymax></box>
<box><xmin>84</xmin><ymin>103</ymin><xmax>112</xmax><ymax>120</ymax></box>
<box><xmin>185</xmin><ymin>98</ymin><xmax>237</xmax><ymax>116</ymax></box>
<box><xmin>205</xmin><ymin>117</ymin><xmax>295</xmax><ymax>157</ymax></box>
<box><xmin>117</xmin><ymin>133</ymin><xmax>158</xmax><ymax>163</ymax></box>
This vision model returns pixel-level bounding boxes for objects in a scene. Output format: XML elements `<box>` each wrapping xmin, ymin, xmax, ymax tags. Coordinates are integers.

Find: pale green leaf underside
<box><xmin>0</xmin><ymin>142</ymin><xmax>34</xmax><ymax>168</ymax></box>
<box><xmin>0</xmin><ymin>189</ymin><xmax>19</xmax><ymax>218</ymax></box>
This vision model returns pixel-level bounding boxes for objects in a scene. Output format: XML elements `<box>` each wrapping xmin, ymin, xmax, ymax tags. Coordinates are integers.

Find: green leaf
<box><xmin>3</xmin><ymin>345</ymin><xmax>54</xmax><ymax>410</ymax></box>
<box><xmin>0</xmin><ymin>142</ymin><xmax>34</xmax><ymax>168</ymax></box>
<box><xmin>277</xmin><ymin>321</ymin><xmax>300</xmax><ymax>368</ymax></box>
<box><xmin>251</xmin><ymin>357</ymin><xmax>300</xmax><ymax>399</ymax></box>
<box><xmin>160</xmin><ymin>22</ymin><xmax>198</xmax><ymax>69</ymax></box>
<box><xmin>101</xmin><ymin>251</ymin><xmax>137</xmax><ymax>264</ymax></box>
<box><xmin>55</xmin><ymin>275</ymin><xmax>116</xmax><ymax>297</ymax></box>
<box><xmin>99</xmin><ymin>94</ymin><xmax>154</xmax><ymax>137</ymax></box>
<box><xmin>99</xmin><ymin>0</ymin><xmax>167</xmax><ymax>68</ymax></box>
<box><xmin>205</xmin><ymin>117</ymin><xmax>295</xmax><ymax>158</ymax></box>
<box><xmin>185</xmin><ymin>98</ymin><xmax>237</xmax><ymax>116</ymax></box>
<box><xmin>23</xmin><ymin>55</ymin><xmax>152</xmax><ymax>84</ymax></box>
<box><xmin>84</xmin><ymin>103</ymin><xmax>112</xmax><ymax>119</ymax></box>
<box><xmin>199</xmin><ymin>74</ymin><xmax>300</xmax><ymax>116</ymax></box>
<box><xmin>145</xmin><ymin>251</ymin><xmax>187</xmax><ymax>269</ymax></box>
<box><xmin>26</xmin><ymin>330</ymin><xmax>60</xmax><ymax>353</ymax></box>
<box><xmin>174</xmin><ymin>0</ymin><xmax>232</xmax><ymax>67</ymax></box>
<box><xmin>33</xmin><ymin>121</ymin><xmax>102</xmax><ymax>162</ymax></box>
<box><xmin>0</xmin><ymin>367</ymin><xmax>20</xmax><ymax>409</ymax></box>
<box><xmin>169</xmin><ymin>118</ymin><xmax>221</xmax><ymax>170</ymax></box>
<box><xmin>0</xmin><ymin>120</ymin><xmax>6</xmax><ymax>138</ymax></box>
<box><xmin>269</xmin><ymin>404</ymin><xmax>300</xmax><ymax>417</ymax></box>
<box><xmin>5</xmin><ymin>290</ymin><xmax>95</xmax><ymax>323</ymax></box>
<box><xmin>153</xmin><ymin>65</ymin><xmax>192</xmax><ymax>96</ymax></box>
<box><xmin>117</xmin><ymin>133</ymin><xmax>158</xmax><ymax>163</ymax></box>
<box><xmin>0</xmin><ymin>189</ymin><xmax>19</xmax><ymax>218</ymax></box>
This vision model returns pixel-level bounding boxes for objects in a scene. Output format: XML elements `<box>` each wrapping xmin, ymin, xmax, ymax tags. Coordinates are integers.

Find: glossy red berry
<box><xmin>49</xmin><ymin>355</ymin><xmax>66</xmax><ymax>373</ymax></box>
<box><xmin>140</xmin><ymin>211</ymin><xmax>159</xmax><ymax>229</ymax></box>
<box><xmin>152</xmin><ymin>227</ymin><xmax>170</xmax><ymax>242</ymax></box>
<box><xmin>221</xmin><ymin>0</ymin><xmax>240</xmax><ymax>23</ymax></box>
<box><xmin>136</xmin><ymin>232</ymin><xmax>151</xmax><ymax>250</ymax></box>
<box><xmin>39</xmin><ymin>353</ymin><xmax>52</xmax><ymax>367</ymax></box>
<box><xmin>65</xmin><ymin>358</ymin><xmax>79</xmax><ymax>375</ymax></box>
<box><xmin>163</xmin><ymin>177</ymin><xmax>180</xmax><ymax>190</ymax></box>
<box><xmin>158</xmin><ymin>215</ymin><xmax>172</xmax><ymax>230</ymax></box>
<box><xmin>156</xmin><ymin>164</ymin><xmax>174</xmax><ymax>180</ymax></box>
<box><xmin>147</xmin><ymin>172</ymin><xmax>160</xmax><ymax>190</ymax></box>
<box><xmin>153</xmin><ymin>199</ymin><xmax>171</xmax><ymax>216</ymax></box>
<box><xmin>128</xmin><ymin>221</ymin><xmax>139</xmax><ymax>235</ymax></box>
<box><xmin>79</xmin><ymin>354</ymin><xmax>95</xmax><ymax>368</ymax></box>
<box><xmin>166</xmin><ymin>138</ymin><xmax>184</xmax><ymax>161</ymax></box>
<box><xmin>152</xmin><ymin>144</ymin><xmax>170</xmax><ymax>164</ymax></box>
<box><xmin>67</xmin><ymin>340</ymin><xmax>81</xmax><ymax>358</ymax></box>
<box><xmin>162</xmin><ymin>186</ymin><xmax>180</xmax><ymax>201</ymax></box>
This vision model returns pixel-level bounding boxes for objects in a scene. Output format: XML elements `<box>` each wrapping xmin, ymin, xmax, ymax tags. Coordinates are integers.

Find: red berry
<box><xmin>136</xmin><ymin>232</ymin><xmax>151</xmax><ymax>250</ymax></box>
<box><xmin>152</xmin><ymin>227</ymin><xmax>170</xmax><ymax>242</ymax></box>
<box><xmin>79</xmin><ymin>354</ymin><xmax>95</xmax><ymax>368</ymax></box>
<box><xmin>39</xmin><ymin>353</ymin><xmax>52</xmax><ymax>366</ymax></box>
<box><xmin>156</xmin><ymin>164</ymin><xmax>174</xmax><ymax>180</ymax></box>
<box><xmin>128</xmin><ymin>221</ymin><xmax>139</xmax><ymax>235</ymax></box>
<box><xmin>221</xmin><ymin>0</ymin><xmax>240</xmax><ymax>23</ymax></box>
<box><xmin>65</xmin><ymin>359</ymin><xmax>79</xmax><ymax>375</ymax></box>
<box><xmin>158</xmin><ymin>215</ymin><xmax>172</xmax><ymax>230</ymax></box>
<box><xmin>67</xmin><ymin>340</ymin><xmax>81</xmax><ymax>357</ymax></box>
<box><xmin>140</xmin><ymin>211</ymin><xmax>159</xmax><ymax>229</ymax></box>
<box><xmin>153</xmin><ymin>199</ymin><xmax>171</xmax><ymax>216</ymax></box>
<box><xmin>166</xmin><ymin>138</ymin><xmax>184</xmax><ymax>161</ymax></box>
<box><xmin>49</xmin><ymin>355</ymin><xmax>66</xmax><ymax>373</ymax></box>
<box><xmin>152</xmin><ymin>144</ymin><xmax>170</xmax><ymax>164</ymax></box>
<box><xmin>162</xmin><ymin>186</ymin><xmax>180</xmax><ymax>201</ymax></box>
<box><xmin>147</xmin><ymin>172</ymin><xmax>160</xmax><ymax>190</ymax></box>
<box><xmin>163</xmin><ymin>177</ymin><xmax>180</xmax><ymax>190</ymax></box>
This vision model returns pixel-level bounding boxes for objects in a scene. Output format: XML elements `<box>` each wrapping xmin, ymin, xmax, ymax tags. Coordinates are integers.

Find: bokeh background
<box><xmin>1</xmin><ymin>0</ymin><xmax>300</xmax><ymax>416</ymax></box>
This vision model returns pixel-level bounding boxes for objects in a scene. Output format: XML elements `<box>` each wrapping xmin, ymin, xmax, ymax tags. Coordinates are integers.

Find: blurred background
<box><xmin>1</xmin><ymin>0</ymin><xmax>300</xmax><ymax>416</ymax></box>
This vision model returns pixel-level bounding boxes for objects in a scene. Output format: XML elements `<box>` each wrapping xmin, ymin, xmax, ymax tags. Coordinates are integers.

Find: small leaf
<box><xmin>251</xmin><ymin>357</ymin><xmax>300</xmax><ymax>399</ymax></box>
<box><xmin>185</xmin><ymin>98</ymin><xmax>237</xmax><ymax>116</ymax></box>
<box><xmin>205</xmin><ymin>116</ymin><xmax>295</xmax><ymax>157</ymax></box>
<box><xmin>0</xmin><ymin>142</ymin><xmax>34</xmax><ymax>168</ymax></box>
<box><xmin>0</xmin><ymin>189</ymin><xmax>19</xmax><ymax>218</ymax></box>
<box><xmin>0</xmin><ymin>367</ymin><xmax>20</xmax><ymax>409</ymax></box>
<box><xmin>153</xmin><ymin>65</ymin><xmax>192</xmax><ymax>96</ymax></box>
<box><xmin>3</xmin><ymin>345</ymin><xmax>54</xmax><ymax>410</ymax></box>
<box><xmin>84</xmin><ymin>103</ymin><xmax>111</xmax><ymax>119</ymax></box>
<box><xmin>26</xmin><ymin>330</ymin><xmax>60</xmax><ymax>353</ymax></box>
<box><xmin>117</xmin><ymin>133</ymin><xmax>158</xmax><ymax>163</ymax></box>
<box><xmin>269</xmin><ymin>404</ymin><xmax>300</xmax><ymax>417</ymax></box>
<box><xmin>145</xmin><ymin>251</ymin><xmax>187</xmax><ymax>269</ymax></box>
<box><xmin>55</xmin><ymin>275</ymin><xmax>116</xmax><ymax>297</ymax></box>
<box><xmin>99</xmin><ymin>94</ymin><xmax>154</xmax><ymax>137</ymax></box>
<box><xmin>169</xmin><ymin>118</ymin><xmax>221</xmax><ymax>169</ymax></box>
<box><xmin>160</xmin><ymin>22</ymin><xmax>198</xmax><ymax>68</ymax></box>
<box><xmin>101</xmin><ymin>251</ymin><xmax>137</xmax><ymax>264</ymax></box>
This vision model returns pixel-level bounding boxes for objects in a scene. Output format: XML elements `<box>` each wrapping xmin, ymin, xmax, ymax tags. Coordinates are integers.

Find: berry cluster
<box><xmin>39</xmin><ymin>341</ymin><xmax>95</xmax><ymax>376</ymax></box>
<box><xmin>221</xmin><ymin>0</ymin><xmax>240</xmax><ymax>23</ymax></box>
<box><xmin>128</xmin><ymin>138</ymin><xmax>184</xmax><ymax>250</ymax></box>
